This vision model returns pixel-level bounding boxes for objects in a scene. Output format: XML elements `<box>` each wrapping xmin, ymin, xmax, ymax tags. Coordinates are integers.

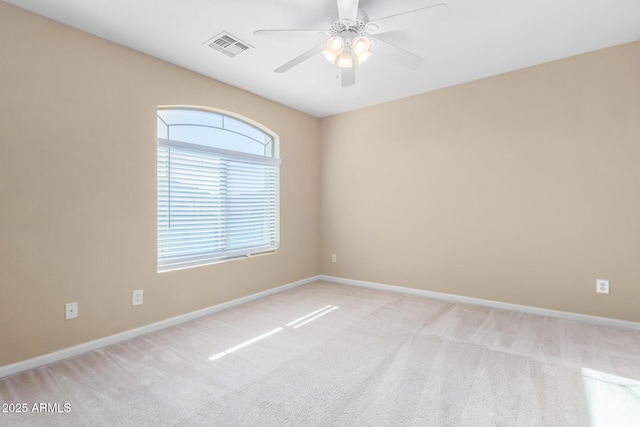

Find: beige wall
<box><xmin>320</xmin><ymin>41</ymin><xmax>640</xmax><ymax>323</ymax></box>
<box><xmin>0</xmin><ymin>3</ymin><xmax>320</xmax><ymax>366</ymax></box>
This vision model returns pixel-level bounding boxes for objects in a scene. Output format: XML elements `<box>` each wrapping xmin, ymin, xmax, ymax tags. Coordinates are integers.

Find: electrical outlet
<box><xmin>331</xmin><ymin>254</ymin><xmax>337</xmax><ymax>263</ymax></box>
<box><xmin>132</xmin><ymin>289</ymin><xmax>143</xmax><ymax>306</ymax></box>
<box><xmin>65</xmin><ymin>302</ymin><xmax>78</xmax><ymax>320</ymax></box>
<box><xmin>596</xmin><ymin>279</ymin><xmax>609</xmax><ymax>294</ymax></box>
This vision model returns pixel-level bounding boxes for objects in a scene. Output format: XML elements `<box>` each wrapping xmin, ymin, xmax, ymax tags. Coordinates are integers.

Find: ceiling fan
<box><xmin>254</xmin><ymin>0</ymin><xmax>448</xmax><ymax>88</ymax></box>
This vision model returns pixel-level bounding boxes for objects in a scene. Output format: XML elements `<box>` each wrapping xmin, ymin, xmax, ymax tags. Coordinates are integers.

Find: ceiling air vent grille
<box><xmin>204</xmin><ymin>32</ymin><xmax>253</xmax><ymax>58</ymax></box>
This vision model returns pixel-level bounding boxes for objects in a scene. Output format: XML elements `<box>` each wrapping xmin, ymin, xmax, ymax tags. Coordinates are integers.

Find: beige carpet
<box><xmin>1</xmin><ymin>280</ymin><xmax>639</xmax><ymax>426</ymax></box>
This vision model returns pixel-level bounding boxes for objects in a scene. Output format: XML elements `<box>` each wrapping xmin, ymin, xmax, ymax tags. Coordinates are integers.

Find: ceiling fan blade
<box><xmin>367</xmin><ymin>3</ymin><xmax>449</xmax><ymax>34</ymax></box>
<box><xmin>371</xmin><ymin>38</ymin><xmax>425</xmax><ymax>70</ymax></box>
<box><xmin>341</xmin><ymin>64</ymin><xmax>356</xmax><ymax>88</ymax></box>
<box><xmin>337</xmin><ymin>0</ymin><xmax>359</xmax><ymax>25</ymax></box>
<box><xmin>274</xmin><ymin>44</ymin><xmax>325</xmax><ymax>73</ymax></box>
<box><xmin>254</xmin><ymin>29</ymin><xmax>328</xmax><ymax>37</ymax></box>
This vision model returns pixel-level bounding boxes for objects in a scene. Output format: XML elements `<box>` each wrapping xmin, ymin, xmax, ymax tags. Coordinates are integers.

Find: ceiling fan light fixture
<box><xmin>322</xmin><ymin>49</ymin><xmax>338</xmax><ymax>64</ymax></box>
<box><xmin>326</xmin><ymin>36</ymin><xmax>345</xmax><ymax>56</ymax></box>
<box><xmin>337</xmin><ymin>50</ymin><xmax>354</xmax><ymax>68</ymax></box>
<box><xmin>352</xmin><ymin>36</ymin><xmax>371</xmax><ymax>56</ymax></box>
<box><xmin>352</xmin><ymin>35</ymin><xmax>372</xmax><ymax>64</ymax></box>
<box><xmin>356</xmin><ymin>50</ymin><xmax>372</xmax><ymax>65</ymax></box>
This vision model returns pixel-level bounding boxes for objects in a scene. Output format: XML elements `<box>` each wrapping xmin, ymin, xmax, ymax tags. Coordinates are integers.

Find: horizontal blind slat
<box><xmin>158</xmin><ymin>139</ymin><xmax>279</xmax><ymax>272</ymax></box>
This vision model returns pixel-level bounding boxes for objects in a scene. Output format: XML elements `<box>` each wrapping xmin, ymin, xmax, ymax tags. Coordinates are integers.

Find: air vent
<box><xmin>204</xmin><ymin>32</ymin><xmax>253</xmax><ymax>58</ymax></box>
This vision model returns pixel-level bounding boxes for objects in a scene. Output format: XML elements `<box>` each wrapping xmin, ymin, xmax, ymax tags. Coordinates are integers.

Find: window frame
<box><xmin>157</xmin><ymin>106</ymin><xmax>280</xmax><ymax>272</ymax></box>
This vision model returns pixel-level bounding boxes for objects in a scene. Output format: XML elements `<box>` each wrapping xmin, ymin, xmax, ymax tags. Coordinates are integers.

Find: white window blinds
<box><xmin>158</xmin><ymin>139</ymin><xmax>280</xmax><ymax>272</ymax></box>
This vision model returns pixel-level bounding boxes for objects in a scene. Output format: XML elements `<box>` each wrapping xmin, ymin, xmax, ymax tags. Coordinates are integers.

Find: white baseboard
<box><xmin>319</xmin><ymin>275</ymin><xmax>640</xmax><ymax>332</ymax></box>
<box><xmin>0</xmin><ymin>275</ymin><xmax>321</xmax><ymax>379</ymax></box>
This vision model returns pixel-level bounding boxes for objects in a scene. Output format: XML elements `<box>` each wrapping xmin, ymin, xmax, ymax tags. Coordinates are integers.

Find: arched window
<box><xmin>157</xmin><ymin>107</ymin><xmax>280</xmax><ymax>272</ymax></box>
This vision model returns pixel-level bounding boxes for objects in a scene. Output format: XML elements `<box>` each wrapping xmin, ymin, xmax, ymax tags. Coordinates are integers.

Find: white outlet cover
<box><xmin>132</xmin><ymin>289</ymin><xmax>143</xmax><ymax>306</ymax></box>
<box><xmin>65</xmin><ymin>302</ymin><xmax>78</xmax><ymax>320</ymax></box>
<box><xmin>596</xmin><ymin>279</ymin><xmax>609</xmax><ymax>294</ymax></box>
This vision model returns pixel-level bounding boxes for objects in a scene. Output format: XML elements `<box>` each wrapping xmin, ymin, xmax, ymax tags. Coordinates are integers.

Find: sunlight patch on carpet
<box><xmin>208</xmin><ymin>327</ymin><xmax>283</xmax><ymax>361</ymax></box>
<box><xmin>582</xmin><ymin>367</ymin><xmax>640</xmax><ymax>426</ymax></box>
<box><xmin>289</xmin><ymin>306</ymin><xmax>339</xmax><ymax>329</ymax></box>
<box><xmin>209</xmin><ymin>304</ymin><xmax>339</xmax><ymax>361</ymax></box>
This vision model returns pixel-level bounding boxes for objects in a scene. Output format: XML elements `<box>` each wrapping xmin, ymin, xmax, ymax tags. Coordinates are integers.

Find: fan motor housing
<box><xmin>329</xmin><ymin>9</ymin><xmax>369</xmax><ymax>36</ymax></box>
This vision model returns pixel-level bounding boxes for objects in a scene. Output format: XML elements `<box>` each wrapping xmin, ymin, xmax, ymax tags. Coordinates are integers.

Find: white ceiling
<box><xmin>5</xmin><ymin>0</ymin><xmax>640</xmax><ymax>117</ymax></box>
